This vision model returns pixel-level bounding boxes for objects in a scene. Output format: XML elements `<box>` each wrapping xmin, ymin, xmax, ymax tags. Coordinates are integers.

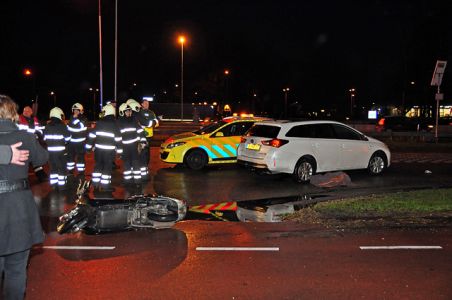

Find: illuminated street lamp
<box><xmin>50</xmin><ymin>91</ymin><xmax>56</xmax><ymax>106</ymax></box>
<box><xmin>348</xmin><ymin>88</ymin><xmax>356</xmax><ymax>117</ymax></box>
<box><xmin>23</xmin><ymin>68</ymin><xmax>37</xmax><ymax>104</ymax></box>
<box><xmin>23</xmin><ymin>68</ymin><xmax>32</xmax><ymax>76</ymax></box>
<box><xmin>178</xmin><ymin>35</ymin><xmax>186</xmax><ymax>121</ymax></box>
<box><xmin>89</xmin><ymin>88</ymin><xmax>99</xmax><ymax>120</ymax></box>
<box><xmin>283</xmin><ymin>88</ymin><xmax>290</xmax><ymax>118</ymax></box>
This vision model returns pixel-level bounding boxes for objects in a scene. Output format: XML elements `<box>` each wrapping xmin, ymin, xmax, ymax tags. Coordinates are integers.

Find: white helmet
<box><xmin>72</xmin><ymin>102</ymin><xmax>84</xmax><ymax>112</ymax></box>
<box><xmin>49</xmin><ymin>107</ymin><xmax>64</xmax><ymax>120</ymax></box>
<box><xmin>119</xmin><ymin>103</ymin><xmax>132</xmax><ymax>117</ymax></box>
<box><xmin>126</xmin><ymin>98</ymin><xmax>141</xmax><ymax>112</ymax></box>
<box><xmin>102</xmin><ymin>104</ymin><xmax>116</xmax><ymax>117</ymax></box>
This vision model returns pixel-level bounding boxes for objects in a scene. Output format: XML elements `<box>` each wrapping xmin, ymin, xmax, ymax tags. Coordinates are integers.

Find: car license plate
<box><xmin>246</xmin><ymin>143</ymin><xmax>260</xmax><ymax>151</ymax></box>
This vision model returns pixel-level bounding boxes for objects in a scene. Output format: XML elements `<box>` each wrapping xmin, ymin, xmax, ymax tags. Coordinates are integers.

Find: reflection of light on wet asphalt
<box><xmin>41</xmin><ymin>246</ymin><xmax>115</xmax><ymax>250</ymax></box>
<box><xmin>196</xmin><ymin>247</ymin><xmax>279</xmax><ymax>251</ymax></box>
<box><xmin>360</xmin><ymin>246</ymin><xmax>442</xmax><ymax>250</ymax></box>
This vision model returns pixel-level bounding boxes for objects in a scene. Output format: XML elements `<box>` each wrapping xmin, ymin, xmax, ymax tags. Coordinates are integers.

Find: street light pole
<box><xmin>114</xmin><ymin>0</ymin><xmax>118</xmax><ymax>102</ymax></box>
<box><xmin>349</xmin><ymin>88</ymin><xmax>356</xmax><ymax>118</ymax></box>
<box><xmin>50</xmin><ymin>91</ymin><xmax>56</xmax><ymax>106</ymax></box>
<box><xmin>283</xmin><ymin>88</ymin><xmax>290</xmax><ymax>118</ymax></box>
<box><xmin>178</xmin><ymin>36</ymin><xmax>186</xmax><ymax>121</ymax></box>
<box><xmin>98</xmin><ymin>0</ymin><xmax>104</xmax><ymax>110</ymax></box>
<box><xmin>90</xmin><ymin>88</ymin><xmax>99</xmax><ymax>120</ymax></box>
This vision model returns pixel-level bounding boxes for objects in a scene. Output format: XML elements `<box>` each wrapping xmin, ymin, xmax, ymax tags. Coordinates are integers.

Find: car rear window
<box><xmin>246</xmin><ymin>124</ymin><xmax>280</xmax><ymax>138</ymax></box>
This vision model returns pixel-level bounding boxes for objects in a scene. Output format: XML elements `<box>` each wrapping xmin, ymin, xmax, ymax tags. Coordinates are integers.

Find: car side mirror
<box><xmin>214</xmin><ymin>132</ymin><xmax>224</xmax><ymax>137</ymax></box>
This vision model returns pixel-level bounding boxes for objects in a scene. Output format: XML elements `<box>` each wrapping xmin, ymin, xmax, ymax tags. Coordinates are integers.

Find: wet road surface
<box><xmin>23</xmin><ymin>147</ymin><xmax>452</xmax><ymax>299</ymax></box>
<box><xmin>27</xmin><ymin>222</ymin><xmax>452</xmax><ymax>299</ymax></box>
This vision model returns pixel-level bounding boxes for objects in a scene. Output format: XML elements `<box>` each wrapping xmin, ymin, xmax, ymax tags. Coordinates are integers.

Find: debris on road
<box><xmin>310</xmin><ymin>172</ymin><xmax>352</xmax><ymax>188</ymax></box>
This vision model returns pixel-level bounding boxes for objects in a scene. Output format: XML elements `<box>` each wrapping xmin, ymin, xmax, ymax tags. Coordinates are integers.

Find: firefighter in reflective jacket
<box><xmin>126</xmin><ymin>98</ymin><xmax>158</xmax><ymax>178</ymax></box>
<box><xmin>18</xmin><ymin>105</ymin><xmax>48</xmax><ymax>182</ymax></box>
<box><xmin>86</xmin><ymin>104</ymin><xmax>122</xmax><ymax>191</ymax></box>
<box><xmin>43</xmin><ymin>107</ymin><xmax>71</xmax><ymax>190</ymax></box>
<box><xmin>67</xmin><ymin>102</ymin><xmax>88</xmax><ymax>178</ymax></box>
<box><xmin>118</xmin><ymin>103</ymin><xmax>146</xmax><ymax>185</ymax></box>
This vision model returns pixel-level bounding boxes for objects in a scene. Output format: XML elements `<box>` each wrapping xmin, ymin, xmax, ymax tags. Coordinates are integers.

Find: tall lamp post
<box><xmin>348</xmin><ymin>88</ymin><xmax>356</xmax><ymax>118</ymax></box>
<box><xmin>50</xmin><ymin>91</ymin><xmax>56</xmax><ymax>106</ymax></box>
<box><xmin>98</xmin><ymin>0</ymin><xmax>104</xmax><ymax>110</ymax></box>
<box><xmin>178</xmin><ymin>35</ymin><xmax>186</xmax><ymax>121</ymax></box>
<box><xmin>283</xmin><ymin>88</ymin><xmax>290</xmax><ymax>118</ymax></box>
<box><xmin>23</xmin><ymin>68</ymin><xmax>36</xmax><ymax>100</ymax></box>
<box><xmin>90</xmin><ymin>88</ymin><xmax>99</xmax><ymax>120</ymax></box>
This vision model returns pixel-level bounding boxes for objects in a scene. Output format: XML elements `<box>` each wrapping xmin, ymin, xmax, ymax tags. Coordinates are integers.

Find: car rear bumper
<box><xmin>237</xmin><ymin>159</ymin><xmax>268</xmax><ymax>169</ymax></box>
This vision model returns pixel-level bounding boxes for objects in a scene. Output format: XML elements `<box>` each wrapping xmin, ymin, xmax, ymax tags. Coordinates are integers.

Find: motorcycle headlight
<box><xmin>167</xmin><ymin>141</ymin><xmax>186</xmax><ymax>149</ymax></box>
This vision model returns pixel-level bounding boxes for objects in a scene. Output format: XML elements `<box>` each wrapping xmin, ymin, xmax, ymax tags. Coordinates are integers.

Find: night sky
<box><xmin>1</xmin><ymin>0</ymin><xmax>451</xmax><ymax>119</ymax></box>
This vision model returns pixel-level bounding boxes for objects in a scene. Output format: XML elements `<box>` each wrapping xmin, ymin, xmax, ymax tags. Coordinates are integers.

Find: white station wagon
<box><xmin>237</xmin><ymin>120</ymin><xmax>391</xmax><ymax>183</ymax></box>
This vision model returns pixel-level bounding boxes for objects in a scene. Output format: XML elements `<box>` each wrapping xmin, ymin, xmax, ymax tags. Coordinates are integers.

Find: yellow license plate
<box><xmin>246</xmin><ymin>143</ymin><xmax>261</xmax><ymax>151</ymax></box>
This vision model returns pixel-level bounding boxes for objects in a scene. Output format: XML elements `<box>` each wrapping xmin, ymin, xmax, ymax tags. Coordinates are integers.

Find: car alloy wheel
<box><xmin>368</xmin><ymin>154</ymin><xmax>385</xmax><ymax>175</ymax></box>
<box><xmin>294</xmin><ymin>158</ymin><xmax>314</xmax><ymax>183</ymax></box>
<box><xmin>185</xmin><ymin>149</ymin><xmax>208</xmax><ymax>170</ymax></box>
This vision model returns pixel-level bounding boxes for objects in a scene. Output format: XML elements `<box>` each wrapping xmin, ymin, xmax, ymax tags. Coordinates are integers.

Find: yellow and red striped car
<box><xmin>160</xmin><ymin>116</ymin><xmax>269</xmax><ymax>170</ymax></box>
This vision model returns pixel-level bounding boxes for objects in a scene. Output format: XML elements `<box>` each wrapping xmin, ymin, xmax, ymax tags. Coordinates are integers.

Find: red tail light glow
<box><xmin>261</xmin><ymin>139</ymin><xmax>288</xmax><ymax>148</ymax></box>
<box><xmin>378</xmin><ymin>118</ymin><xmax>385</xmax><ymax>126</ymax></box>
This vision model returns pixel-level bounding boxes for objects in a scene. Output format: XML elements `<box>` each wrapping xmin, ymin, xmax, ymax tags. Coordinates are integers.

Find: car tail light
<box><xmin>378</xmin><ymin>118</ymin><xmax>385</xmax><ymax>126</ymax></box>
<box><xmin>240</xmin><ymin>137</ymin><xmax>246</xmax><ymax>143</ymax></box>
<box><xmin>261</xmin><ymin>138</ymin><xmax>288</xmax><ymax>148</ymax></box>
<box><xmin>164</xmin><ymin>138</ymin><xmax>174</xmax><ymax>144</ymax></box>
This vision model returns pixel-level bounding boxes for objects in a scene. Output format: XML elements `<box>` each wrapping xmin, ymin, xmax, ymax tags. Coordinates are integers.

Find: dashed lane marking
<box><xmin>360</xmin><ymin>246</ymin><xmax>442</xmax><ymax>250</ymax></box>
<box><xmin>196</xmin><ymin>247</ymin><xmax>279</xmax><ymax>251</ymax></box>
<box><xmin>41</xmin><ymin>246</ymin><xmax>116</xmax><ymax>250</ymax></box>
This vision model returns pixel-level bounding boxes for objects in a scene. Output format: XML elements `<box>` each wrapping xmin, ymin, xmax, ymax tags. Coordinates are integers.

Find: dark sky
<box><xmin>1</xmin><ymin>0</ymin><xmax>451</xmax><ymax>117</ymax></box>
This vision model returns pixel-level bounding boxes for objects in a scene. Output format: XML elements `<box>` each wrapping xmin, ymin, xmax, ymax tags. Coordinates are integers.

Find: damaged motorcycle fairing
<box><xmin>57</xmin><ymin>181</ymin><xmax>187</xmax><ymax>234</ymax></box>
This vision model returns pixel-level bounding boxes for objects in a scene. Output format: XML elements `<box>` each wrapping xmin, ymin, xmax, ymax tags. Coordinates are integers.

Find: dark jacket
<box><xmin>0</xmin><ymin>119</ymin><xmax>48</xmax><ymax>255</ymax></box>
<box><xmin>43</xmin><ymin>117</ymin><xmax>71</xmax><ymax>152</ymax></box>
<box><xmin>86</xmin><ymin>115</ymin><xmax>123</xmax><ymax>154</ymax></box>
<box><xmin>118</xmin><ymin>116</ymin><xmax>146</xmax><ymax>147</ymax></box>
<box><xmin>0</xmin><ymin>145</ymin><xmax>13</xmax><ymax>164</ymax></box>
<box><xmin>67</xmin><ymin>115</ymin><xmax>88</xmax><ymax>144</ymax></box>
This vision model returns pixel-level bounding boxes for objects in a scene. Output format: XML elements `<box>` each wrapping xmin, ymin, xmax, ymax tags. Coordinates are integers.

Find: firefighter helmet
<box><xmin>126</xmin><ymin>99</ymin><xmax>141</xmax><ymax>112</ymax></box>
<box><xmin>49</xmin><ymin>107</ymin><xmax>64</xmax><ymax>120</ymax></box>
<box><xmin>102</xmin><ymin>104</ymin><xmax>116</xmax><ymax>117</ymax></box>
<box><xmin>72</xmin><ymin>102</ymin><xmax>84</xmax><ymax>112</ymax></box>
<box><xmin>119</xmin><ymin>103</ymin><xmax>132</xmax><ymax>117</ymax></box>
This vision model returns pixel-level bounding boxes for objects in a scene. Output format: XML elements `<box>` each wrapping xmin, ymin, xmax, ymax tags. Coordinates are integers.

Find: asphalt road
<box><xmin>22</xmin><ymin>147</ymin><xmax>452</xmax><ymax>299</ymax></box>
<box><xmin>28</xmin><ymin>223</ymin><xmax>452</xmax><ymax>299</ymax></box>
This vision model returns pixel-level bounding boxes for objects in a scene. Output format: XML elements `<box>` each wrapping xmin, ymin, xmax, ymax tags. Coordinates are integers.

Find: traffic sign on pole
<box><xmin>430</xmin><ymin>60</ymin><xmax>447</xmax><ymax>142</ymax></box>
<box><xmin>430</xmin><ymin>60</ymin><xmax>447</xmax><ymax>86</ymax></box>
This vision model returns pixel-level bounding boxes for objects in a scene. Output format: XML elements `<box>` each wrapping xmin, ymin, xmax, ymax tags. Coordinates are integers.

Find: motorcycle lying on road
<box><xmin>57</xmin><ymin>181</ymin><xmax>187</xmax><ymax>234</ymax></box>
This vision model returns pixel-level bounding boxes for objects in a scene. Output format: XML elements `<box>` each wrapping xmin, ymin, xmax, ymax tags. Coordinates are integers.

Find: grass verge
<box><xmin>285</xmin><ymin>188</ymin><xmax>452</xmax><ymax>229</ymax></box>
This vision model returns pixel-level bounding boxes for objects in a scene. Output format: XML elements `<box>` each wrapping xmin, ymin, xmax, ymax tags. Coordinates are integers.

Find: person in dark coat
<box><xmin>66</xmin><ymin>102</ymin><xmax>88</xmax><ymax>178</ymax></box>
<box><xmin>43</xmin><ymin>107</ymin><xmax>71</xmax><ymax>190</ymax></box>
<box><xmin>118</xmin><ymin>103</ymin><xmax>146</xmax><ymax>185</ymax></box>
<box><xmin>0</xmin><ymin>94</ymin><xmax>48</xmax><ymax>300</ymax></box>
<box><xmin>86</xmin><ymin>104</ymin><xmax>122</xmax><ymax>191</ymax></box>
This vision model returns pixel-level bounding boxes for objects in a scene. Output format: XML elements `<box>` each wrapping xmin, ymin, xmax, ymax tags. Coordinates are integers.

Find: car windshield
<box><xmin>246</xmin><ymin>124</ymin><xmax>280</xmax><ymax>138</ymax></box>
<box><xmin>193</xmin><ymin>120</ymin><xmax>228</xmax><ymax>135</ymax></box>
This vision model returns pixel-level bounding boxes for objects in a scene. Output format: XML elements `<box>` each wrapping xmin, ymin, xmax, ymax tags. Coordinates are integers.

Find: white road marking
<box><xmin>42</xmin><ymin>246</ymin><xmax>116</xmax><ymax>250</ymax></box>
<box><xmin>360</xmin><ymin>246</ymin><xmax>442</xmax><ymax>250</ymax></box>
<box><xmin>196</xmin><ymin>247</ymin><xmax>279</xmax><ymax>251</ymax></box>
